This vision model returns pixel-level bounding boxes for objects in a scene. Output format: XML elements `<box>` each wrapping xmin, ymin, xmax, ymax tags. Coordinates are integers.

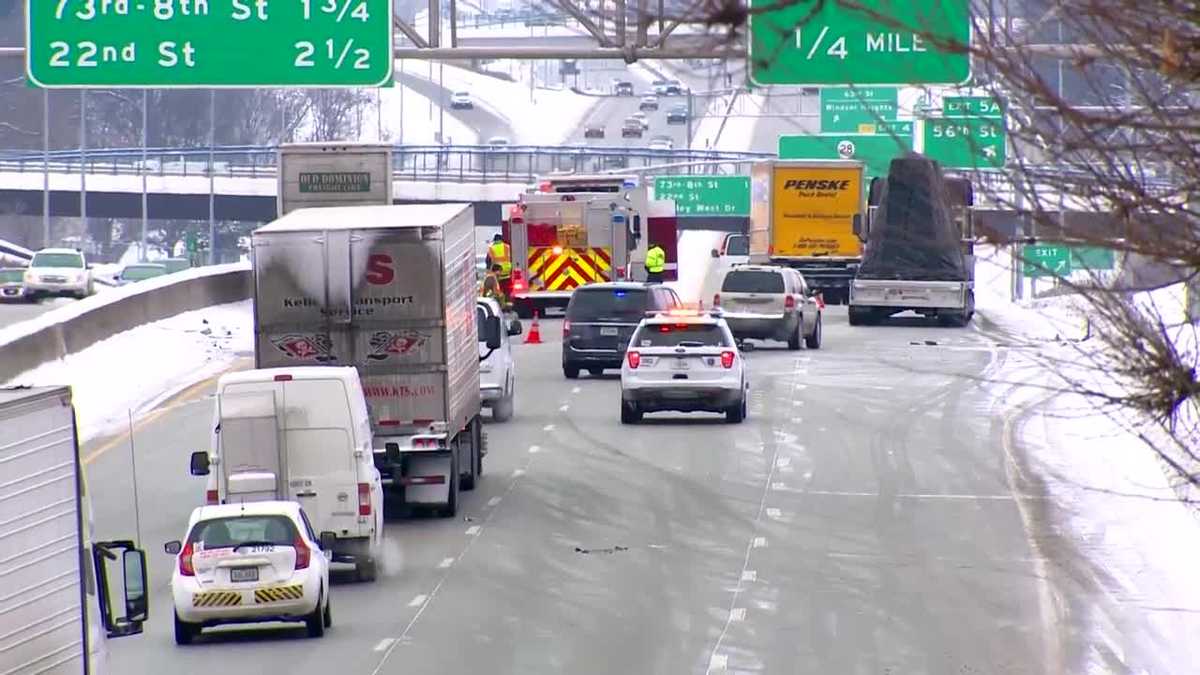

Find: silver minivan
<box><xmin>714</xmin><ymin>265</ymin><xmax>823</xmax><ymax>350</ymax></box>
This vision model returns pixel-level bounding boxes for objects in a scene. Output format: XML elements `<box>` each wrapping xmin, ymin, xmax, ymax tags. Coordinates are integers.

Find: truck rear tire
<box><xmin>355</xmin><ymin>555</ymin><xmax>377</xmax><ymax>582</ymax></box>
<box><xmin>461</xmin><ymin>418</ymin><xmax>479</xmax><ymax>491</ymax></box>
<box><xmin>439</xmin><ymin>453</ymin><xmax>459</xmax><ymax>518</ymax></box>
<box><xmin>848</xmin><ymin>306</ymin><xmax>876</xmax><ymax>326</ymax></box>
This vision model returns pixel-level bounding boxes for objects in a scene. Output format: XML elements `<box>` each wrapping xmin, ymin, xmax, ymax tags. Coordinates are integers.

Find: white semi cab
<box><xmin>0</xmin><ymin>386</ymin><xmax>147</xmax><ymax>674</ymax></box>
<box><xmin>477</xmin><ymin>297</ymin><xmax>520</xmax><ymax>422</ymax></box>
<box><xmin>189</xmin><ymin>367</ymin><xmax>384</xmax><ymax>581</ymax></box>
<box><xmin>252</xmin><ymin>204</ymin><xmax>497</xmax><ymax>518</ymax></box>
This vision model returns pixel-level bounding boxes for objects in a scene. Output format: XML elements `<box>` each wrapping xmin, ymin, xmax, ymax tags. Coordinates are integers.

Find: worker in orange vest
<box><xmin>486</xmin><ymin>234</ymin><xmax>513</xmax><ymax>297</ymax></box>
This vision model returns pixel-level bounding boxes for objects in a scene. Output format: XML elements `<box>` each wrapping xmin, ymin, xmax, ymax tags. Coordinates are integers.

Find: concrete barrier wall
<box><xmin>0</xmin><ymin>264</ymin><xmax>251</xmax><ymax>384</ymax></box>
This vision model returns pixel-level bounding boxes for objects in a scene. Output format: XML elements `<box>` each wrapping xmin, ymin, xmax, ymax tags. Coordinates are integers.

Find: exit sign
<box><xmin>778</xmin><ymin>132</ymin><xmax>913</xmax><ymax>177</ymax></box>
<box><xmin>1022</xmin><ymin>244</ymin><xmax>1070</xmax><ymax>278</ymax></box>
<box><xmin>26</xmin><ymin>0</ymin><xmax>394</xmax><ymax>87</ymax></box>
<box><xmin>944</xmin><ymin>95</ymin><xmax>1004</xmax><ymax>118</ymax></box>
<box><xmin>922</xmin><ymin>117</ymin><xmax>1007</xmax><ymax>170</ymax></box>
<box><xmin>748</xmin><ymin>0</ymin><xmax>971</xmax><ymax>86</ymax></box>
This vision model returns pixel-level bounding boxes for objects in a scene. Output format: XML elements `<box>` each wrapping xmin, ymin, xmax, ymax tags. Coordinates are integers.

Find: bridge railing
<box><xmin>0</xmin><ymin>144</ymin><xmax>774</xmax><ymax>185</ymax></box>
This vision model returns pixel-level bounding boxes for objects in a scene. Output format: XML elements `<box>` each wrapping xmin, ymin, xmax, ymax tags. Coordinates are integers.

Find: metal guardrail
<box><xmin>0</xmin><ymin>144</ymin><xmax>773</xmax><ymax>184</ymax></box>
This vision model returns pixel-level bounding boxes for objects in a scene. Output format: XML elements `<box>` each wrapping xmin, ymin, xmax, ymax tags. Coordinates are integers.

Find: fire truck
<box><xmin>502</xmin><ymin>175</ymin><xmax>652</xmax><ymax>318</ymax></box>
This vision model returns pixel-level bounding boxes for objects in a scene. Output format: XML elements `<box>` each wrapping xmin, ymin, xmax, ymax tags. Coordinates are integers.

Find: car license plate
<box><xmin>672</xmin><ymin>358</ymin><xmax>689</xmax><ymax>370</ymax></box>
<box><xmin>600</xmin><ymin>327</ymin><xmax>619</xmax><ymax>336</ymax></box>
<box><xmin>230</xmin><ymin>567</ymin><xmax>259</xmax><ymax>582</ymax></box>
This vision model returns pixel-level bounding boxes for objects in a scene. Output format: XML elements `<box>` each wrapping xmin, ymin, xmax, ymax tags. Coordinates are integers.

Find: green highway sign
<box><xmin>820</xmin><ymin>87</ymin><xmax>898</xmax><ymax>133</ymax></box>
<box><xmin>944</xmin><ymin>95</ymin><xmax>1004</xmax><ymax>118</ymax></box>
<box><xmin>654</xmin><ymin>176</ymin><xmax>751</xmax><ymax>217</ymax></box>
<box><xmin>1069</xmin><ymin>246</ymin><xmax>1116</xmax><ymax>271</ymax></box>
<box><xmin>1022</xmin><ymin>244</ymin><xmax>1071</xmax><ymax>278</ymax></box>
<box><xmin>26</xmin><ymin>0</ymin><xmax>393</xmax><ymax>88</ymax></box>
<box><xmin>748</xmin><ymin>0</ymin><xmax>971</xmax><ymax>86</ymax></box>
<box><xmin>922</xmin><ymin>117</ymin><xmax>1007</xmax><ymax>170</ymax></box>
<box><xmin>778</xmin><ymin>132</ymin><xmax>913</xmax><ymax>176</ymax></box>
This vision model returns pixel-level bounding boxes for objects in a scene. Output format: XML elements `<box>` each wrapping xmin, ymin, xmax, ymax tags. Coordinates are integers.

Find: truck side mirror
<box><xmin>93</xmin><ymin>541</ymin><xmax>146</xmax><ymax>639</ymax></box>
<box><xmin>319</xmin><ymin>531</ymin><xmax>337</xmax><ymax>552</ymax></box>
<box><xmin>484</xmin><ymin>316</ymin><xmax>502</xmax><ymax>350</ymax></box>
<box><xmin>189</xmin><ymin>451</ymin><xmax>210</xmax><ymax>476</ymax></box>
<box><xmin>123</xmin><ymin>550</ymin><xmax>149</xmax><ymax>623</ymax></box>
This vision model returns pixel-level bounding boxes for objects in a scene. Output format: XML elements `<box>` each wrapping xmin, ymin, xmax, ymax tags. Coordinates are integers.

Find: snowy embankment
<box><xmin>975</xmin><ymin>246</ymin><xmax>1200</xmax><ymax>665</ymax></box>
<box><xmin>5</xmin><ymin>301</ymin><xmax>252</xmax><ymax>443</ymax></box>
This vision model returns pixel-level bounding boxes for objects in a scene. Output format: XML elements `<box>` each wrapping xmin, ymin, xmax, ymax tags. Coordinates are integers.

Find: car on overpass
<box><xmin>621</xmin><ymin>118</ymin><xmax>644</xmax><ymax>138</ymax></box>
<box><xmin>584</xmin><ymin>124</ymin><xmax>605</xmax><ymax>139</ymax></box>
<box><xmin>613</xmin><ymin>80</ymin><xmax>635</xmax><ymax>96</ymax></box>
<box><xmin>667</xmin><ymin>105</ymin><xmax>689</xmax><ymax>124</ymax></box>
<box><xmin>639</xmin><ymin>95</ymin><xmax>660</xmax><ymax>111</ymax></box>
<box><xmin>649</xmin><ymin>135</ymin><xmax>674</xmax><ymax>151</ymax></box>
<box><xmin>451</xmin><ymin>91</ymin><xmax>473</xmax><ymax>110</ymax></box>
<box><xmin>23</xmin><ymin>248</ymin><xmax>93</xmax><ymax>299</ymax></box>
<box><xmin>619</xmin><ymin>310</ymin><xmax>750</xmax><ymax>424</ymax></box>
<box><xmin>0</xmin><ymin>267</ymin><xmax>29</xmax><ymax>302</ymax></box>
<box><xmin>630</xmin><ymin>111</ymin><xmax>650</xmax><ymax>130</ymax></box>
<box><xmin>116</xmin><ymin>263</ymin><xmax>167</xmax><ymax>286</ymax></box>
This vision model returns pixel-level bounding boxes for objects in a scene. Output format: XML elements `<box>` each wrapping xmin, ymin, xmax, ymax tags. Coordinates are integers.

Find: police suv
<box><xmin>619</xmin><ymin>310</ymin><xmax>749</xmax><ymax>424</ymax></box>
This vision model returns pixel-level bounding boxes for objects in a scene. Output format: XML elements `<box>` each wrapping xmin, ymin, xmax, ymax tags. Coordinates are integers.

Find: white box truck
<box><xmin>0</xmin><ymin>386</ymin><xmax>147</xmax><ymax>675</ymax></box>
<box><xmin>187</xmin><ymin>367</ymin><xmax>385</xmax><ymax>581</ymax></box>
<box><xmin>252</xmin><ymin>204</ymin><xmax>497</xmax><ymax>518</ymax></box>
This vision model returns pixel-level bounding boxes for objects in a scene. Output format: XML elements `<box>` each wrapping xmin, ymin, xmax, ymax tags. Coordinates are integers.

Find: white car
<box><xmin>165</xmin><ymin>501</ymin><xmax>332</xmax><ymax>645</ymax></box>
<box><xmin>24</xmin><ymin>247</ymin><xmax>93</xmax><ymax>299</ymax></box>
<box><xmin>477</xmin><ymin>298</ymin><xmax>519</xmax><ymax>422</ymax></box>
<box><xmin>450</xmin><ymin>91</ymin><xmax>473</xmax><ymax>109</ymax></box>
<box><xmin>620</xmin><ymin>310</ymin><xmax>749</xmax><ymax>424</ymax></box>
<box><xmin>648</xmin><ymin>136</ymin><xmax>673</xmax><ymax>151</ymax></box>
<box><xmin>630</xmin><ymin>111</ymin><xmax>650</xmax><ymax>130</ymax></box>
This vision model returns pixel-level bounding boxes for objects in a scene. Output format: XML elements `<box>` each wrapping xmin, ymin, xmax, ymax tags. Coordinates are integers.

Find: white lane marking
<box><xmin>752</xmin><ymin>537</ymin><xmax>767</xmax><ymax>548</ymax></box>
<box><xmin>765</xmin><ymin>508</ymin><xmax>782</xmax><ymax>520</ymax></box>
<box><xmin>768</xmin><ymin>487</ymin><xmax>1030</xmax><ymax>500</ymax></box>
<box><xmin>528</xmin><ymin>445</ymin><xmax>541</xmax><ymax>454</ymax></box>
<box><xmin>709</xmin><ymin>654</ymin><xmax>728</xmax><ymax>671</ymax></box>
<box><xmin>373</xmin><ymin>638</ymin><xmax>394</xmax><ymax>652</ymax></box>
<box><xmin>487</xmin><ymin>496</ymin><xmax>503</xmax><ymax>507</ymax></box>
<box><xmin>512</xmin><ymin>468</ymin><xmax>525</xmax><ymax>477</ymax></box>
<box><xmin>408</xmin><ymin>594</ymin><xmax>427</xmax><ymax>608</ymax></box>
<box><xmin>741</xmin><ymin>570</ymin><xmax>757</xmax><ymax>582</ymax></box>
<box><xmin>770</xmin><ymin>482</ymin><xmax>787</xmax><ymax>491</ymax></box>
<box><xmin>543</xmin><ymin>424</ymin><xmax>555</xmax><ymax>432</ymax></box>
<box><xmin>559</xmin><ymin>404</ymin><xmax>570</xmax><ymax>412</ymax></box>
<box><xmin>437</xmin><ymin>557</ymin><xmax>455</xmax><ymax>569</ymax></box>
<box><xmin>465</xmin><ymin>525</ymin><xmax>481</xmax><ymax>536</ymax></box>
<box><xmin>730</xmin><ymin>608</ymin><xmax>746</xmax><ymax>622</ymax></box>
<box><xmin>571</xmin><ymin>386</ymin><xmax>581</xmax><ymax>394</ymax></box>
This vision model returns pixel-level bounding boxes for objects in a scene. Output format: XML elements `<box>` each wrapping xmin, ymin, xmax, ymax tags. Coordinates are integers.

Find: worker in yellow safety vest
<box><xmin>486</xmin><ymin>234</ymin><xmax>513</xmax><ymax>297</ymax></box>
<box><xmin>480</xmin><ymin>264</ymin><xmax>506</xmax><ymax>305</ymax></box>
<box><xmin>645</xmin><ymin>244</ymin><xmax>666</xmax><ymax>283</ymax></box>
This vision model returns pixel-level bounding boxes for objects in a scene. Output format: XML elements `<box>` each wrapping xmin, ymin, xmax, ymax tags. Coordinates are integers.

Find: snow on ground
<box><xmin>0</xmin><ymin>262</ymin><xmax>249</xmax><ymax>348</ymax></box>
<box><xmin>359</xmin><ymin>72</ymin><xmax>478</xmax><ymax>146</ymax></box>
<box><xmin>6</xmin><ymin>301</ymin><xmax>252</xmax><ymax>442</ymax></box>
<box><xmin>974</xmin><ymin>244</ymin><xmax>1200</xmax><ymax>668</ymax></box>
<box><xmin>407</xmin><ymin>64</ymin><xmax>600</xmax><ymax>144</ymax></box>
<box><xmin>689</xmin><ymin>92</ymin><xmax>763</xmax><ymax>152</ymax></box>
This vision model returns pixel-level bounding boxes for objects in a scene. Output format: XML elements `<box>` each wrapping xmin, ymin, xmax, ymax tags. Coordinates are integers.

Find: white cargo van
<box><xmin>189</xmin><ymin>367</ymin><xmax>384</xmax><ymax>582</ymax></box>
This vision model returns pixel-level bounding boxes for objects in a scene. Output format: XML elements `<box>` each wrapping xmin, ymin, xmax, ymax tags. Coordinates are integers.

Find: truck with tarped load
<box><xmin>849</xmin><ymin>155</ymin><xmax>976</xmax><ymax>326</ymax></box>
<box><xmin>0</xmin><ymin>386</ymin><xmax>148</xmax><ymax>675</ymax></box>
<box><xmin>502</xmin><ymin>175</ymin><xmax>650</xmax><ymax>318</ymax></box>
<box><xmin>252</xmin><ymin>204</ymin><xmax>501</xmax><ymax>518</ymax></box>
<box><xmin>747</xmin><ymin>159</ymin><xmax>867</xmax><ymax>304</ymax></box>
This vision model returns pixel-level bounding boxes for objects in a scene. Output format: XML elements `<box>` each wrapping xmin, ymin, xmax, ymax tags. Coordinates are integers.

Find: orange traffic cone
<box><xmin>524</xmin><ymin>310</ymin><xmax>543</xmax><ymax>344</ymax></box>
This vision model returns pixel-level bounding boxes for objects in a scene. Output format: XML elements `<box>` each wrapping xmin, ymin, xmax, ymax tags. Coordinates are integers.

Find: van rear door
<box><xmin>280</xmin><ymin>378</ymin><xmax>359</xmax><ymax>536</ymax></box>
<box><xmin>219</xmin><ymin>390</ymin><xmax>283</xmax><ymax>503</ymax></box>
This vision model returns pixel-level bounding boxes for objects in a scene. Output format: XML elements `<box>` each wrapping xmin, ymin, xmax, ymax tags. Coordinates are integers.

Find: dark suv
<box><xmin>562</xmin><ymin>283</ymin><xmax>681</xmax><ymax>378</ymax></box>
